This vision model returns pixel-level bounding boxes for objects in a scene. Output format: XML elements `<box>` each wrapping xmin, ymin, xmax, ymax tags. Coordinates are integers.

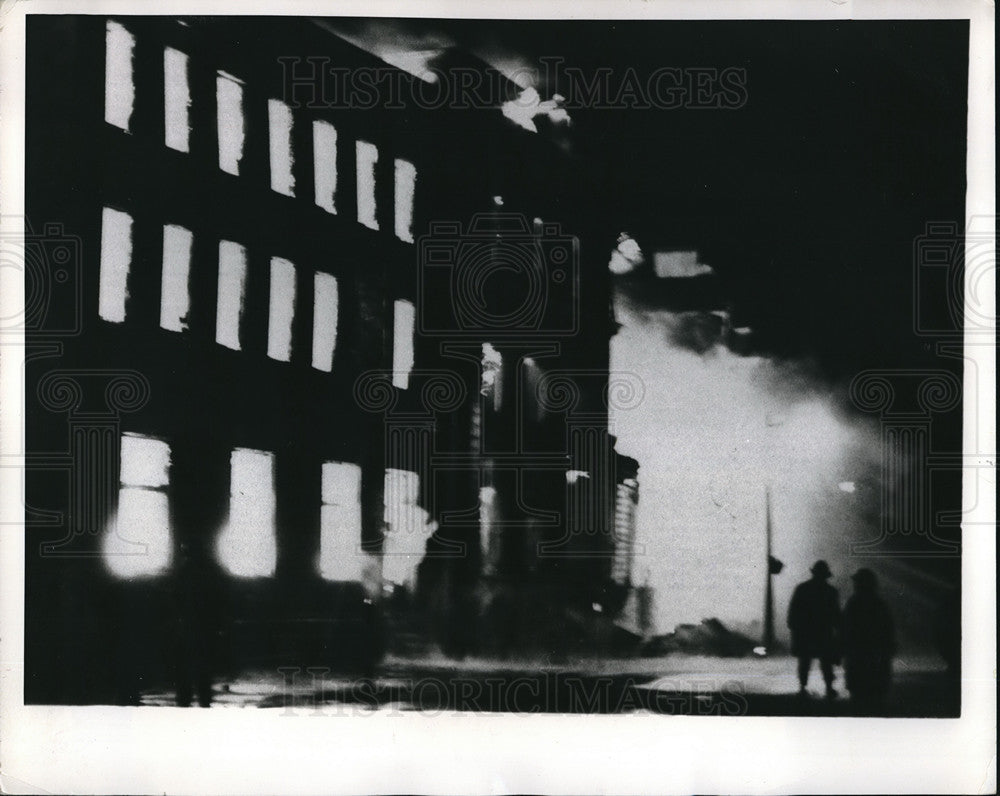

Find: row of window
<box><xmin>103</xmin><ymin>432</ymin><xmax>433</xmax><ymax>584</ymax></box>
<box><xmin>103</xmin><ymin>432</ymin><xmax>629</xmax><ymax>583</ymax></box>
<box><xmin>105</xmin><ymin>20</ymin><xmax>418</xmax><ymax>242</ymax></box>
<box><xmin>98</xmin><ymin>206</ymin><xmax>416</xmax><ymax>386</ymax></box>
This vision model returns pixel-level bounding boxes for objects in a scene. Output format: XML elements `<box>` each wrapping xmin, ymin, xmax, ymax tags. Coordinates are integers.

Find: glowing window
<box><xmin>481</xmin><ymin>342</ymin><xmax>503</xmax><ymax>411</ymax></box>
<box><xmin>394</xmin><ymin>159</ymin><xmax>416</xmax><ymax>243</ymax></box>
<box><xmin>217</xmin><ymin>71</ymin><xmax>246</xmax><ymax>175</ymax></box>
<box><xmin>160</xmin><ymin>224</ymin><xmax>192</xmax><ymax>332</ymax></box>
<box><xmin>383</xmin><ymin>468</ymin><xmax>435</xmax><ymax>587</ymax></box>
<box><xmin>522</xmin><ymin>357</ymin><xmax>545</xmax><ymax>422</ymax></box>
<box><xmin>392</xmin><ymin>299</ymin><xmax>415</xmax><ymax>389</ymax></box>
<box><xmin>216</xmin><ymin>240</ymin><xmax>247</xmax><ymax>350</ymax></box>
<box><xmin>318</xmin><ymin>461</ymin><xmax>363</xmax><ymax>582</ymax></box>
<box><xmin>102</xmin><ymin>433</ymin><xmax>172</xmax><ymax>579</ymax></box>
<box><xmin>612</xmin><ymin>480</ymin><xmax>639</xmax><ymax>585</ymax></box>
<box><xmin>268</xmin><ymin>99</ymin><xmax>295</xmax><ymax>196</ymax></box>
<box><xmin>267</xmin><ymin>257</ymin><xmax>296</xmax><ymax>362</ymax></box>
<box><xmin>216</xmin><ymin>448</ymin><xmax>276</xmax><ymax>578</ymax></box>
<box><xmin>312</xmin><ymin>272</ymin><xmax>339</xmax><ymax>372</ymax></box>
<box><xmin>99</xmin><ymin>207</ymin><xmax>133</xmax><ymax>323</ymax></box>
<box><xmin>104</xmin><ymin>21</ymin><xmax>135</xmax><ymax>131</ymax></box>
<box><xmin>356</xmin><ymin>140</ymin><xmax>379</xmax><ymax>230</ymax></box>
<box><xmin>479</xmin><ymin>485</ymin><xmax>498</xmax><ymax>573</ymax></box>
<box><xmin>164</xmin><ymin>47</ymin><xmax>191</xmax><ymax>152</ymax></box>
<box><xmin>313</xmin><ymin>120</ymin><xmax>338</xmax><ymax>214</ymax></box>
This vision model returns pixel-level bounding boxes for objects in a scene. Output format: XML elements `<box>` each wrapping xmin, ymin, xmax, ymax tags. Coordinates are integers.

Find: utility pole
<box><xmin>763</xmin><ymin>485</ymin><xmax>775</xmax><ymax>650</ymax></box>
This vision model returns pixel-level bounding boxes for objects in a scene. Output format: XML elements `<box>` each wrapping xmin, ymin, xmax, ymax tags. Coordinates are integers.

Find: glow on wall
<box><xmin>216</xmin><ymin>448</ymin><xmax>277</xmax><ymax>578</ymax></box>
<box><xmin>102</xmin><ymin>433</ymin><xmax>172</xmax><ymax>579</ymax></box>
<box><xmin>318</xmin><ymin>461</ymin><xmax>364</xmax><ymax>582</ymax></box>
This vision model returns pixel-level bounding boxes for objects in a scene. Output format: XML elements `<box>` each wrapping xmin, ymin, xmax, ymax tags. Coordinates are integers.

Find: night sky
<box><xmin>568</xmin><ymin>20</ymin><xmax>970</xmax><ymax>379</ymax></box>
<box><xmin>334</xmin><ymin>18</ymin><xmax>969</xmax><ymax>379</ymax></box>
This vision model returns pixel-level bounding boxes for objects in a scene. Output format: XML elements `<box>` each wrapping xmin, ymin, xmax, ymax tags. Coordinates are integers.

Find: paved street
<box><xmin>140</xmin><ymin>653</ymin><xmax>959</xmax><ymax>717</ymax></box>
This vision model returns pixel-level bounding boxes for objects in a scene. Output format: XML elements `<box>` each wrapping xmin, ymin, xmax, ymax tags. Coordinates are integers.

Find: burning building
<box><xmin>24</xmin><ymin>15</ymin><xmax>639</xmax><ymax>703</ymax></box>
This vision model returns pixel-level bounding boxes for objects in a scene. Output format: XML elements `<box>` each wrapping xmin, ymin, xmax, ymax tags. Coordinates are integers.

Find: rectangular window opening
<box><xmin>383</xmin><ymin>468</ymin><xmax>434</xmax><ymax>588</ymax></box>
<box><xmin>160</xmin><ymin>224</ymin><xmax>193</xmax><ymax>332</ymax></box>
<box><xmin>268</xmin><ymin>98</ymin><xmax>295</xmax><ymax>196</ymax></box>
<box><xmin>99</xmin><ymin>207</ymin><xmax>133</xmax><ymax>323</ymax></box>
<box><xmin>105</xmin><ymin>21</ymin><xmax>135</xmax><ymax>131</ymax></box>
<box><xmin>392</xmin><ymin>299</ymin><xmax>415</xmax><ymax>389</ymax></box>
<box><xmin>479</xmin><ymin>485</ymin><xmax>498</xmax><ymax>574</ymax></box>
<box><xmin>318</xmin><ymin>461</ymin><xmax>364</xmax><ymax>582</ymax></box>
<box><xmin>356</xmin><ymin>140</ymin><xmax>379</xmax><ymax>230</ymax></box>
<box><xmin>217</xmin><ymin>71</ymin><xmax>246</xmax><ymax>175</ymax></box>
<box><xmin>313</xmin><ymin>120</ymin><xmax>338</xmax><ymax>214</ymax></box>
<box><xmin>216</xmin><ymin>240</ymin><xmax>247</xmax><ymax>350</ymax></box>
<box><xmin>102</xmin><ymin>433</ymin><xmax>172</xmax><ymax>579</ymax></box>
<box><xmin>311</xmin><ymin>271</ymin><xmax>339</xmax><ymax>372</ymax></box>
<box><xmin>522</xmin><ymin>356</ymin><xmax>545</xmax><ymax>422</ymax></box>
<box><xmin>394</xmin><ymin>159</ymin><xmax>417</xmax><ymax>243</ymax></box>
<box><xmin>164</xmin><ymin>47</ymin><xmax>191</xmax><ymax>152</ymax></box>
<box><xmin>481</xmin><ymin>342</ymin><xmax>503</xmax><ymax>411</ymax></box>
<box><xmin>216</xmin><ymin>448</ymin><xmax>276</xmax><ymax>578</ymax></box>
<box><xmin>267</xmin><ymin>257</ymin><xmax>297</xmax><ymax>362</ymax></box>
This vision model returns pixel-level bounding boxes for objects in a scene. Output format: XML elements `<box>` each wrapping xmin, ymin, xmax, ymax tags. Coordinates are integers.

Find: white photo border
<box><xmin>1</xmin><ymin>1</ymin><xmax>994</xmax><ymax>794</ymax></box>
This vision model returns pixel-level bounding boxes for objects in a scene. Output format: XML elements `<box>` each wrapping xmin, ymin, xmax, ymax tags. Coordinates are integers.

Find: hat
<box><xmin>810</xmin><ymin>560</ymin><xmax>832</xmax><ymax>578</ymax></box>
<box><xmin>851</xmin><ymin>568</ymin><xmax>878</xmax><ymax>589</ymax></box>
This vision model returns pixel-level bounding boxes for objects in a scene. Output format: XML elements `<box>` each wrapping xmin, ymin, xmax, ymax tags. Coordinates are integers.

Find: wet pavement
<box><xmin>141</xmin><ymin>653</ymin><xmax>960</xmax><ymax>717</ymax></box>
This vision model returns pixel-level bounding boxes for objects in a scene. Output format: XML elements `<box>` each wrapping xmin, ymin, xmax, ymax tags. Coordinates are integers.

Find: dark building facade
<box><xmin>25</xmin><ymin>16</ymin><xmax>638</xmax><ymax>704</ymax></box>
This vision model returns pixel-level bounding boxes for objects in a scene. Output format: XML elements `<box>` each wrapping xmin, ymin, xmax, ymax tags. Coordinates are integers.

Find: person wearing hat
<box><xmin>842</xmin><ymin>568</ymin><xmax>896</xmax><ymax>715</ymax></box>
<box><xmin>787</xmin><ymin>560</ymin><xmax>842</xmax><ymax>698</ymax></box>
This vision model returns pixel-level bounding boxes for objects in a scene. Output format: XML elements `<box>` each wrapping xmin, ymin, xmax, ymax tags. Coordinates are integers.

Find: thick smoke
<box><xmin>609</xmin><ymin>262</ymin><xmax>945</xmax><ymax>652</ymax></box>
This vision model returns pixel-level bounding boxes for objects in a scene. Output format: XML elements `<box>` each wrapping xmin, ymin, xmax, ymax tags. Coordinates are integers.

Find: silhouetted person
<box><xmin>787</xmin><ymin>560</ymin><xmax>841</xmax><ymax>698</ymax></box>
<box><xmin>173</xmin><ymin>541</ymin><xmax>227</xmax><ymax>707</ymax></box>
<box><xmin>842</xmin><ymin>568</ymin><xmax>895</xmax><ymax>715</ymax></box>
